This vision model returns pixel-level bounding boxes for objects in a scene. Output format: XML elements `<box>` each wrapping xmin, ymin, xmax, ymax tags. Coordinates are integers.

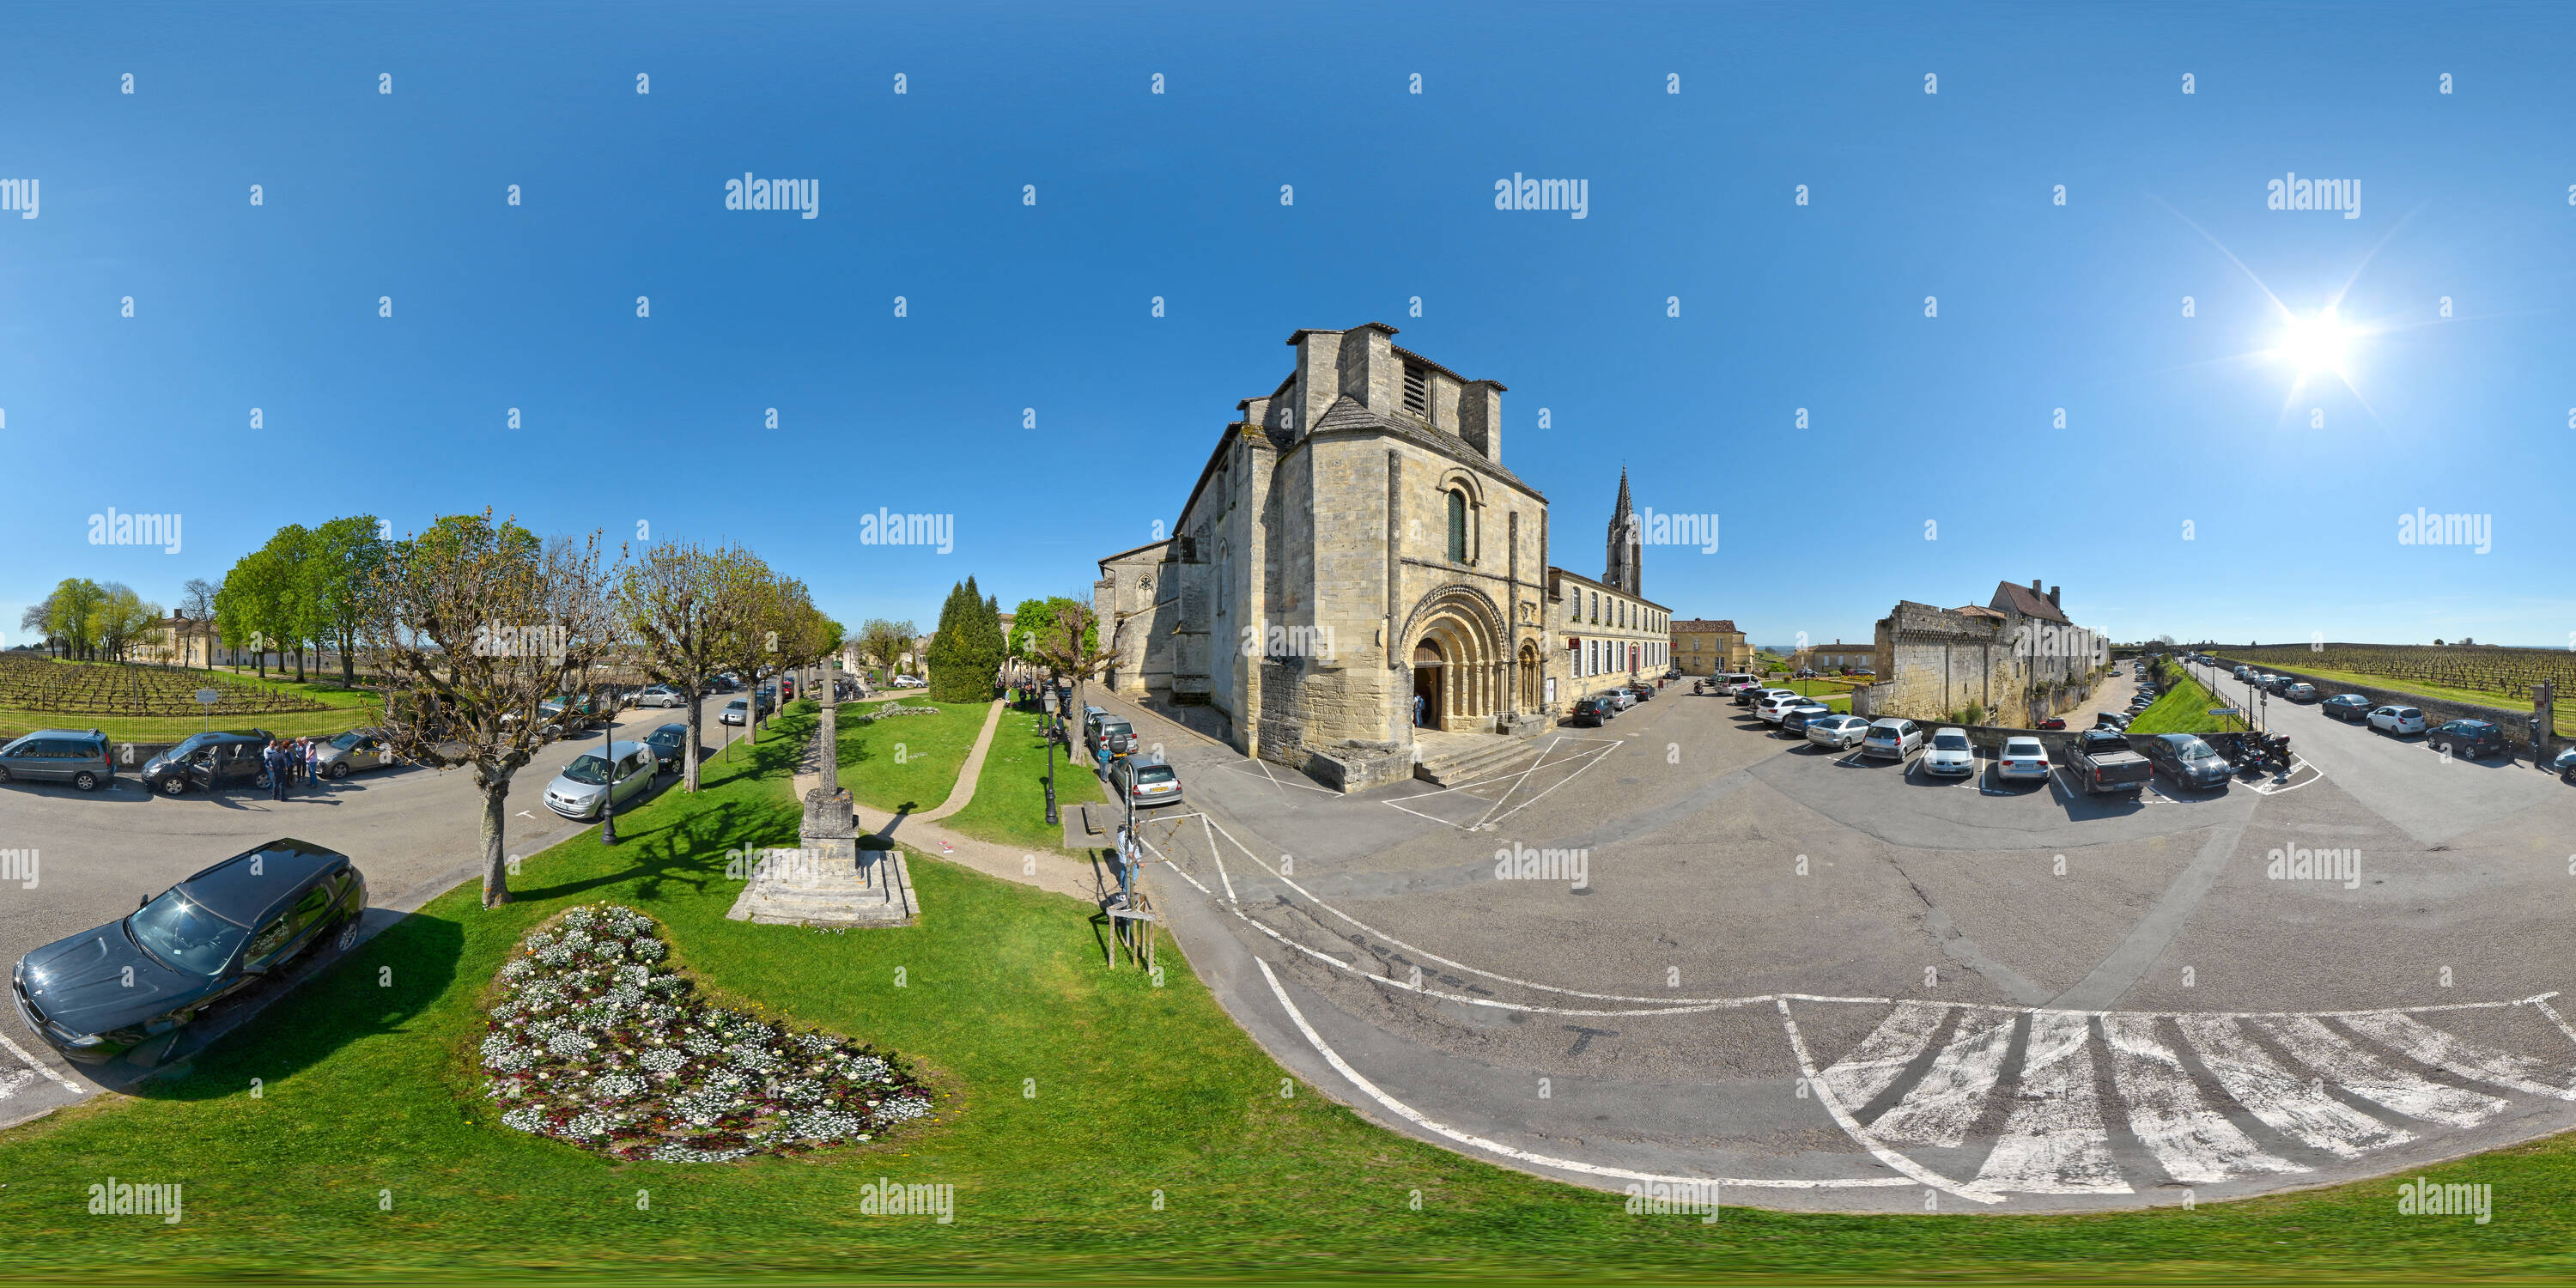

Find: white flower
<box><xmin>639</xmin><ymin>1048</ymin><xmax>685</xmax><ymax>1077</ymax></box>
<box><xmin>874</xmin><ymin>1096</ymin><xmax>933</xmax><ymax>1125</ymax></box>
<box><xmin>546</xmin><ymin>1031</ymin><xmax>596</xmax><ymax>1058</ymax></box>
<box><xmin>501</xmin><ymin>1107</ymin><xmax>548</xmax><ymax>1133</ymax></box>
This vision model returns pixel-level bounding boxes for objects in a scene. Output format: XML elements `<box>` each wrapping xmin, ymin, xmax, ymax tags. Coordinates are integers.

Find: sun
<box><xmin>2275</xmin><ymin>307</ymin><xmax>2354</xmax><ymax>375</ymax></box>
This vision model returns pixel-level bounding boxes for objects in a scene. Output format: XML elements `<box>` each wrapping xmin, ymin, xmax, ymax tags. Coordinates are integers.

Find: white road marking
<box><xmin>2103</xmin><ymin>1014</ymin><xmax>2305</xmax><ymax>1184</ymax></box>
<box><xmin>2341</xmin><ymin>1012</ymin><xmax>2576</xmax><ymax>1101</ymax></box>
<box><xmin>1775</xmin><ymin>1000</ymin><xmax>2001</xmax><ymax>1204</ymax></box>
<box><xmin>2177</xmin><ymin>1015</ymin><xmax>2415</xmax><ymax>1157</ymax></box>
<box><xmin>0</xmin><ymin>1027</ymin><xmax>77</xmax><ymax>1091</ymax></box>
<box><xmin>1873</xmin><ymin>1008</ymin><xmax>2015</xmax><ymax>1148</ymax></box>
<box><xmin>0</xmin><ymin>1067</ymin><xmax>33</xmax><ymax>1099</ymax></box>
<box><xmin>1972</xmin><ymin>1011</ymin><xmax>2129</xmax><ymax>1194</ymax></box>
<box><xmin>1249</xmin><ymin>957</ymin><xmax>1915</xmax><ymax>1191</ymax></box>
<box><xmin>1820</xmin><ymin>1002</ymin><xmax>1949</xmax><ymax>1108</ymax></box>
<box><xmin>1199</xmin><ymin>813</ymin><xmax>1236</xmax><ymax>903</ymax></box>
<box><xmin>2255</xmin><ymin>1016</ymin><xmax>2507</xmax><ymax>1128</ymax></box>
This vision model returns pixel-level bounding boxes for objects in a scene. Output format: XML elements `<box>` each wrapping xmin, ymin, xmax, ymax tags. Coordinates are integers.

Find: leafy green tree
<box><xmin>307</xmin><ymin>515</ymin><xmax>388</xmax><ymax>686</ymax></box>
<box><xmin>42</xmin><ymin>579</ymin><xmax>103</xmax><ymax>659</ymax></box>
<box><xmin>618</xmin><ymin>541</ymin><xmax>764</xmax><ymax>792</ymax></box>
<box><xmin>927</xmin><ymin>579</ymin><xmax>1002</xmax><ymax>702</ymax></box>
<box><xmin>90</xmin><ymin>582</ymin><xmax>161</xmax><ymax>663</ymax></box>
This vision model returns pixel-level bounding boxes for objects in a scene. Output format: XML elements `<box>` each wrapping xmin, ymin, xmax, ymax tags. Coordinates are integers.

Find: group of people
<box><xmin>263</xmin><ymin>737</ymin><xmax>325</xmax><ymax>801</ymax></box>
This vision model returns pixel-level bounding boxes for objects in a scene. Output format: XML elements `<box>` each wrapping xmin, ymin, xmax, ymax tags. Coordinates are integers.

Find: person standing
<box><xmin>304</xmin><ymin>736</ymin><xmax>321</xmax><ymax>787</ymax></box>
<box><xmin>264</xmin><ymin>741</ymin><xmax>288</xmax><ymax>802</ymax></box>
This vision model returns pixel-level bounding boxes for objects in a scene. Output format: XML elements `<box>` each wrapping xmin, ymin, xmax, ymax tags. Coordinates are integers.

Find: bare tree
<box><xmin>1034</xmin><ymin>597</ymin><xmax>1118</xmax><ymax>720</ymax></box>
<box><xmin>617</xmin><ymin>541</ymin><xmax>761</xmax><ymax>792</ymax></box>
<box><xmin>361</xmin><ymin>512</ymin><xmax>619</xmax><ymax>908</ymax></box>
<box><xmin>179</xmin><ymin>578</ymin><xmax>218</xmax><ymax>668</ymax></box>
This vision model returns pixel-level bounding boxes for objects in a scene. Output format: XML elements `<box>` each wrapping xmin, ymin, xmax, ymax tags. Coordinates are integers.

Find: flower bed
<box><xmin>477</xmin><ymin>903</ymin><xmax>936</xmax><ymax>1162</ymax></box>
<box><xmin>856</xmin><ymin>703</ymin><xmax>941</xmax><ymax>723</ymax></box>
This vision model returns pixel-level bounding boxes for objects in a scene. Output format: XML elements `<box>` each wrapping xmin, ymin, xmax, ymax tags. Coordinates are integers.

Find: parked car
<box><xmin>1806</xmin><ymin>714</ymin><xmax>1871</xmax><ymax>750</ymax></box>
<box><xmin>2095</xmin><ymin>711</ymin><xmax>2131</xmax><ymax>730</ymax></box>
<box><xmin>12</xmin><ymin>838</ymin><xmax>367</xmax><ymax>1066</ymax></box>
<box><xmin>1923</xmin><ymin>728</ymin><xmax>1978</xmax><ymax>777</ymax></box>
<box><xmin>1861</xmin><ymin>719</ymin><xmax>1924</xmax><ymax>761</ymax></box>
<box><xmin>2555</xmin><ymin>745</ymin><xmax>2576</xmax><ymax>783</ymax></box>
<box><xmin>0</xmin><ymin>728</ymin><xmax>116</xmax><ymax>793</ymax></box>
<box><xmin>1996</xmin><ymin>736</ymin><xmax>2053</xmax><ymax>782</ymax></box>
<box><xmin>539</xmin><ymin>693</ymin><xmax>607</xmax><ymax>731</ymax></box>
<box><xmin>2142</xmin><ymin>732</ymin><xmax>2233</xmax><ymax>790</ymax></box>
<box><xmin>2321</xmin><ymin>694</ymin><xmax>2373</xmax><ymax>722</ymax></box>
<box><xmin>2035</xmin><ymin>717</ymin><xmax>2067</xmax><ymax>730</ymax></box>
<box><xmin>1711</xmin><ymin>672</ymin><xmax>1757</xmax><ymax>695</ymax></box>
<box><xmin>1606</xmin><ymin>689</ymin><xmax>1637</xmax><ymax>713</ymax></box>
<box><xmin>2368</xmin><ymin>705</ymin><xmax>2427</xmax><ymax>737</ymax></box>
<box><xmin>1757</xmin><ymin>692</ymin><xmax>1817</xmax><ymax>724</ymax></box>
<box><xmin>1086</xmin><ymin>714</ymin><xmax>1137</xmax><ymax>758</ymax></box>
<box><xmin>543</xmin><ymin>741</ymin><xmax>659</xmax><ymax>820</ymax></box>
<box><xmin>1567</xmin><ymin>696</ymin><xmax>1615</xmax><ymax>727</ymax></box>
<box><xmin>1108</xmin><ymin>756</ymin><xmax>1183</xmax><ymax>806</ymax></box>
<box><xmin>1779</xmin><ymin>702</ymin><xmax>1833</xmax><ymax>734</ymax></box>
<box><xmin>1628</xmin><ymin>683</ymin><xmax>1655</xmax><ymax>703</ymax></box>
<box><xmin>2282</xmin><ymin>683</ymin><xmax>2318</xmax><ymax>702</ymax></box>
<box><xmin>890</xmin><ymin>675</ymin><xmax>927</xmax><ymax>689</ymax></box>
<box><xmin>137</xmin><ymin>730</ymin><xmax>272</xmax><ymax>796</ymax></box>
<box><xmin>719</xmin><ymin>699</ymin><xmax>750</xmax><ymax>726</ymax></box>
<box><xmin>2066</xmin><ymin>728</ymin><xmax>2152</xmax><ymax>795</ymax></box>
<box><xmin>2427</xmin><ymin>719</ymin><xmax>2506</xmax><ymax>760</ymax></box>
<box><xmin>1733</xmin><ymin>683</ymin><xmax>1779</xmax><ymax>708</ymax></box>
<box><xmin>633</xmin><ymin>683</ymin><xmax>688</xmax><ymax>708</ymax></box>
<box><xmin>644</xmin><ymin>722</ymin><xmax>691</xmax><ymax>774</ymax></box>
<box><xmin>313</xmin><ymin>729</ymin><xmax>397</xmax><ymax>780</ymax></box>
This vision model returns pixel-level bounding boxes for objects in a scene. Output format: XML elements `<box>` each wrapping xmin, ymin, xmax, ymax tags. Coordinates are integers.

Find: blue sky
<box><xmin>3</xmin><ymin>2</ymin><xmax>2570</xmax><ymax>651</ymax></box>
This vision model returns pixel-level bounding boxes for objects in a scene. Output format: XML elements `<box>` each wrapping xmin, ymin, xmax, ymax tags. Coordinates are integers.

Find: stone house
<box><xmin>1671</xmin><ymin>618</ymin><xmax>1753</xmax><ymax>676</ymax></box>
<box><xmin>1856</xmin><ymin>580</ymin><xmax>2105</xmax><ymax>724</ymax></box>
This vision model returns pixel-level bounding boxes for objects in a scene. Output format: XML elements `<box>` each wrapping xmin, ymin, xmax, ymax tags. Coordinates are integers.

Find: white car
<box><xmin>890</xmin><ymin>675</ymin><xmax>927</xmax><ymax>689</ymax></box>
<box><xmin>1996</xmin><ymin>736</ymin><xmax>2052</xmax><ymax>781</ymax></box>
<box><xmin>1923</xmin><ymin>727</ymin><xmax>1978</xmax><ymax>776</ymax></box>
<box><xmin>2368</xmin><ymin>705</ymin><xmax>2427</xmax><ymax>736</ymax></box>
<box><xmin>633</xmin><ymin>683</ymin><xmax>687</xmax><ymax>708</ymax></box>
<box><xmin>1757</xmin><ymin>692</ymin><xmax>1817</xmax><ymax>724</ymax></box>
<box><xmin>1806</xmin><ymin>714</ymin><xmax>1871</xmax><ymax>750</ymax></box>
<box><xmin>1861</xmin><ymin>719</ymin><xmax>1923</xmax><ymax>761</ymax></box>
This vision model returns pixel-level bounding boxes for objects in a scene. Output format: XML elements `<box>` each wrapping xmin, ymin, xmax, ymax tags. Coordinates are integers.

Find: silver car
<box><xmin>1923</xmin><ymin>727</ymin><xmax>1978</xmax><ymax>776</ymax></box>
<box><xmin>633</xmin><ymin>683</ymin><xmax>687</xmax><ymax>708</ymax></box>
<box><xmin>1996</xmin><ymin>736</ymin><xmax>2052</xmax><ymax>781</ymax></box>
<box><xmin>1805</xmin><ymin>714</ymin><xmax>1870</xmax><ymax>750</ymax></box>
<box><xmin>543</xmin><ymin>740</ymin><xmax>659</xmax><ymax>819</ymax></box>
<box><xmin>313</xmin><ymin>730</ymin><xmax>396</xmax><ymax>780</ymax></box>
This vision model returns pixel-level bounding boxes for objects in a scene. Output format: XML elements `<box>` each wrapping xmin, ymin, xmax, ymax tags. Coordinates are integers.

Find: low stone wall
<box><xmin>1304</xmin><ymin>740</ymin><xmax>1413</xmax><ymax>793</ymax></box>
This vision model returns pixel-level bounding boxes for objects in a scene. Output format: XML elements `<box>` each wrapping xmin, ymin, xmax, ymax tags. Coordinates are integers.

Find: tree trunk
<box><xmin>683</xmin><ymin>682</ymin><xmax>705</xmax><ymax>792</ymax></box>
<box><xmin>340</xmin><ymin>632</ymin><xmax>356</xmax><ymax>687</ymax></box>
<box><xmin>480</xmin><ymin>777</ymin><xmax>514</xmax><ymax>908</ymax></box>
<box><xmin>295</xmin><ymin>645</ymin><xmax>307</xmax><ymax>683</ymax></box>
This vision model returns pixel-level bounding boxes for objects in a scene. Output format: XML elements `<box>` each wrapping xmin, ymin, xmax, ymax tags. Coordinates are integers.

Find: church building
<box><xmin>1095</xmin><ymin>324</ymin><xmax>1660</xmax><ymax>792</ymax></box>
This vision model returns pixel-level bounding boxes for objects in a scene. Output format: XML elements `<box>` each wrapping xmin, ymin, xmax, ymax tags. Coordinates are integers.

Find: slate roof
<box><xmin>1989</xmin><ymin>580</ymin><xmax>2070</xmax><ymax>624</ymax></box>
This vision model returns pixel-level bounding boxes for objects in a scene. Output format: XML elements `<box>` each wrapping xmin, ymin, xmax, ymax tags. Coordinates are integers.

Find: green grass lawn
<box><xmin>829</xmin><ymin>699</ymin><xmax>986</xmax><ymax>815</ymax></box>
<box><xmin>2125</xmin><ymin>665</ymin><xmax>2251</xmax><ymax>736</ymax></box>
<box><xmin>1774</xmin><ymin>679</ymin><xmax>1853</xmax><ymax>713</ymax></box>
<box><xmin>941</xmin><ymin>705</ymin><xmax>1105</xmax><ymax>854</ymax></box>
<box><xmin>0</xmin><ymin>663</ymin><xmax>381</xmax><ymax>743</ymax></box>
<box><xmin>9</xmin><ymin>707</ymin><xmax>2576</xmax><ymax>1281</ymax></box>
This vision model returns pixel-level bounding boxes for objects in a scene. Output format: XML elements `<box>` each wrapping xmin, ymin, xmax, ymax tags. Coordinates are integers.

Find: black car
<box><xmin>2427</xmin><ymin>720</ymin><xmax>2506</xmax><ymax>761</ymax></box>
<box><xmin>1779</xmin><ymin>703</ymin><xmax>1832</xmax><ymax>735</ymax></box>
<box><xmin>1567</xmin><ymin>696</ymin><xmax>1614</xmax><ymax>727</ymax></box>
<box><xmin>644</xmin><ymin>722</ymin><xmax>690</xmax><ymax>774</ymax></box>
<box><xmin>139</xmin><ymin>730</ymin><xmax>276</xmax><ymax>796</ymax></box>
<box><xmin>2321</xmin><ymin>694</ymin><xmax>2373</xmax><ymax>722</ymax></box>
<box><xmin>2141</xmin><ymin>732</ymin><xmax>2233</xmax><ymax>790</ymax></box>
<box><xmin>12</xmin><ymin>839</ymin><xmax>367</xmax><ymax>1066</ymax></box>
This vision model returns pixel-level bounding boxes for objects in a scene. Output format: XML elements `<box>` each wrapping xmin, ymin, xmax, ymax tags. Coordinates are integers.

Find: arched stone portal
<box><xmin>1517</xmin><ymin>641</ymin><xmax>1541</xmax><ymax>710</ymax></box>
<box><xmin>1406</xmin><ymin>587</ymin><xmax>1508</xmax><ymax>734</ymax></box>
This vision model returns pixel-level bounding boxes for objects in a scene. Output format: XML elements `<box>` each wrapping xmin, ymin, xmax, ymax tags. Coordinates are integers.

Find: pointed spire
<box><xmin>1614</xmin><ymin>465</ymin><xmax>1631</xmax><ymax>518</ymax></box>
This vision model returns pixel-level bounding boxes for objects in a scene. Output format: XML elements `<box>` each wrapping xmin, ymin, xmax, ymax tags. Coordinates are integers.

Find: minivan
<box><xmin>0</xmin><ymin>729</ymin><xmax>115</xmax><ymax>792</ymax></box>
<box><xmin>1861</xmin><ymin>719</ymin><xmax>1923</xmax><ymax>761</ymax></box>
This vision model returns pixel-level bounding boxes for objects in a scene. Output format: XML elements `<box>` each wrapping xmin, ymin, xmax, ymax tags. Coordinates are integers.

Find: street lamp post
<box><xmin>599</xmin><ymin>694</ymin><xmax>620</xmax><ymax>845</ymax></box>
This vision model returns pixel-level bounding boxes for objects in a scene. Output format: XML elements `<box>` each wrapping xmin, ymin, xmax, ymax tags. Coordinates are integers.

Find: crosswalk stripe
<box><xmin>2256</xmin><ymin>1017</ymin><xmax>2507</xmax><ymax>1128</ymax></box>
<box><xmin>1873</xmin><ymin>1008</ymin><xmax>2014</xmax><ymax>1147</ymax></box>
<box><xmin>2102</xmin><ymin>1015</ymin><xmax>2306</xmax><ymax>1184</ymax></box>
<box><xmin>2342</xmin><ymin>1012</ymin><xmax>2576</xmax><ymax>1101</ymax></box>
<box><xmin>1971</xmin><ymin>1012</ymin><xmax>2129</xmax><ymax>1194</ymax></box>
<box><xmin>1820</xmin><ymin>1002</ymin><xmax>1947</xmax><ymax>1109</ymax></box>
<box><xmin>2178</xmin><ymin>1015</ymin><xmax>2415</xmax><ymax>1157</ymax></box>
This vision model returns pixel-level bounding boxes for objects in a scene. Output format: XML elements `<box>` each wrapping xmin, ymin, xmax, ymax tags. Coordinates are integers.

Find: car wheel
<box><xmin>160</xmin><ymin>775</ymin><xmax>188</xmax><ymax>796</ymax></box>
<box><xmin>328</xmin><ymin>762</ymin><xmax>350</xmax><ymax>780</ymax></box>
<box><xmin>0</xmin><ymin>765</ymin><xmax>9</xmax><ymax>784</ymax></box>
<box><xmin>73</xmin><ymin>771</ymin><xmax>100</xmax><ymax>792</ymax></box>
<box><xmin>336</xmin><ymin>914</ymin><xmax>361</xmax><ymax>951</ymax></box>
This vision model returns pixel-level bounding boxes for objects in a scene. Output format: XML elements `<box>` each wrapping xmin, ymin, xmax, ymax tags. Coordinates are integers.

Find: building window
<box><xmin>1589</xmin><ymin>592</ymin><xmax>1599</xmax><ymax>624</ymax></box>
<box><xmin>1403</xmin><ymin>362</ymin><xmax>1428</xmax><ymax>416</ymax></box>
<box><xmin>1444</xmin><ymin>489</ymin><xmax>1467</xmax><ymax>562</ymax></box>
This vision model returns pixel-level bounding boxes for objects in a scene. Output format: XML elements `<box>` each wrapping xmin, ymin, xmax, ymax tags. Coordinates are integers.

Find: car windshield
<box><xmin>561</xmin><ymin>753</ymin><xmax>613</xmax><ymax>786</ymax></box>
<box><xmin>1134</xmin><ymin>765</ymin><xmax>1176</xmax><ymax>783</ymax></box>
<box><xmin>2178</xmin><ymin>741</ymin><xmax>2219</xmax><ymax>761</ymax></box>
<box><xmin>168</xmin><ymin>734</ymin><xmax>213</xmax><ymax>756</ymax></box>
<box><xmin>2458</xmin><ymin>721</ymin><xmax>2494</xmax><ymax>733</ymax></box>
<box><xmin>649</xmin><ymin>730</ymin><xmax>683</xmax><ymax>747</ymax></box>
<box><xmin>2397</xmin><ymin>708</ymin><xmax>2421</xmax><ymax>719</ymax></box>
<box><xmin>2005</xmin><ymin>741</ymin><xmax>2042</xmax><ymax>755</ymax></box>
<box><xmin>726</xmin><ymin>699</ymin><xmax>746</xmax><ymax>710</ymax></box>
<box><xmin>331</xmin><ymin>732</ymin><xmax>364</xmax><ymax>750</ymax></box>
<box><xmin>129</xmin><ymin>890</ymin><xmax>249</xmax><ymax>976</ymax></box>
<box><xmin>1932</xmin><ymin>735</ymin><xmax>1970</xmax><ymax>750</ymax></box>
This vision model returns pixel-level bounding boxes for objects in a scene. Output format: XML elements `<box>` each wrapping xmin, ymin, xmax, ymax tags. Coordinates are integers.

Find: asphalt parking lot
<box><xmin>1089</xmin><ymin>677</ymin><xmax>2576</xmax><ymax>1213</ymax></box>
<box><xmin>0</xmin><ymin>693</ymin><xmax>750</xmax><ymax>1123</ymax></box>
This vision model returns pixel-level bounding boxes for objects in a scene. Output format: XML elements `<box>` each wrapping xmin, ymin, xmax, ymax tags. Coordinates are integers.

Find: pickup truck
<box><xmin>2066</xmin><ymin>728</ymin><xmax>2152</xmax><ymax>795</ymax></box>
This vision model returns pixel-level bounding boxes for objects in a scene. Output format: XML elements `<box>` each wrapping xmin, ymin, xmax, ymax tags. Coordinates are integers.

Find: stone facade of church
<box><xmin>1096</xmin><ymin>323</ymin><xmax>1658</xmax><ymax>792</ymax></box>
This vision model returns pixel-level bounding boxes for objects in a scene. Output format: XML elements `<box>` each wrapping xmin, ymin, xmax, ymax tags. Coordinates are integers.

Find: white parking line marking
<box><xmin>2342</xmin><ymin>1012</ymin><xmax>2576</xmax><ymax>1100</ymax></box>
<box><xmin>1251</xmin><ymin>957</ymin><xmax>1917</xmax><ymax>1192</ymax></box>
<box><xmin>1199</xmin><ymin>813</ymin><xmax>1236</xmax><ymax>903</ymax></box>
<box><xmin>1972</xmin><ymin>1012</ymin><xmax>2129</xmax><ymax>1194</ymax></box>
<box><xmin>1820</xmin><ymin>1001</ymin><xmax>1949</xmax><ymax>1109</ymax></box>
<box><xmin>1873</xmin><ymin>1009</ymin><xmax>2015</xmax><ymax>1148</ymax></box>
<box><xmin>2255</xmin><ymin>1016</ymin><xmax>2507</xmax><ymax>1128</ymax></box>
<box><xmin>0</xmin><ymin>1027</ymin><xmax>77</xmax><ymax>1091</ymax></box>
<box><xmin>1777</xmin><ymin>999</ymin><xmax>2001</xmax><ymax>1205</ymax></box>
<box><xmin>2177</xmin><ymin>1015</ymin><xmax>2415</xmax><ymax>1157</ymax></box>
<box><xmin>2103</xmin><ymin>1014</ymin><xmax>2305</xmax><ymax>1183</ymax></box>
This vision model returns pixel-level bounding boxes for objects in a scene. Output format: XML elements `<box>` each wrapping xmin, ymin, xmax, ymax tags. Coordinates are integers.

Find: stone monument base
<box><xmin>725</xmin><ymin>786</ymin><xmax>917</xmax><ymax>927</ymax></box>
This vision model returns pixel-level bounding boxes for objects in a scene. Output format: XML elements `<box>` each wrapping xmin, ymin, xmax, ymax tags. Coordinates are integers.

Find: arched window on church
<box><xmin>1446</xmin><ymin>489</ymin><xmax>1467</xmax><ymax>562</ymax></box>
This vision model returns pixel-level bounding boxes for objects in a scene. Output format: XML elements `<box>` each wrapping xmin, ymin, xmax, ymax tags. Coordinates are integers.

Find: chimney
<box><xmin>1288</xmin><ymin>329</ymin><xmax>1345</xmax><ymax>439</ymax></box>
<box><xmin>1460</xmin><ymin>380</ymin><xmax>1504</xmax><ymax>461</ymax></box>
<box><xmin>2047</xmin><ymin>586</ymin><xmax>2061</xmax><ymax>610</ymax></box>
<box><xmin>2031</xmin><ymin>578</ymin><xmax>2043</xmax><ymax>593</ymax></box>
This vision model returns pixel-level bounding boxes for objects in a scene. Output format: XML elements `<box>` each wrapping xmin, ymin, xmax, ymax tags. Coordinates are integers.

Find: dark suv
<box><xmin>1567</xmin><ymin>696</ymin><xmax>1614</xmax><ymax>727</ymax></box>
<box><xmin>0</xmin><ymin>728</ymin><xmax>114</xmax><ymax>792</ymax></box>
<box><xmin>2142</xmin><ymin>732</ymin><xmax>2233</xmax><ymax>791</ymax></box>
<box><xmin>140</xmin><ymin>730</ymin><xmax>275</xmax><ymax>796</ymax></box>
<box><xmin>13</xmin><ymin>838</ymin><xmax>368</xmax><ymax>1066</ymax></box>
<box><xmin>2427</xmin><ymin>720</ymin><xmax>2506</xmax><ymax>761</ymax></box>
